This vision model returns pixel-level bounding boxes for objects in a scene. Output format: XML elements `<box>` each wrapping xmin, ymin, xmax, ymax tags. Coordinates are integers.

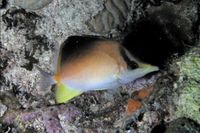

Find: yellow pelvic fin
<box><xmin>56</xmin><ymin>83</ymin><xmax>83</xmax><ymax>103</ymax></box>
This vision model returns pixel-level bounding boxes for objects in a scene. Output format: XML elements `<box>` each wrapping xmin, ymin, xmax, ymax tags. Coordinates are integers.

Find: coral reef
<box><xmin>0</xmin><ymin>0</ymin><xmax>2</xmax><ymax>7</ymax></box>
<box><xmin>0</xmin><ymin>101</ymin><xmax>7</xmax><ymax>117</ymax></box>
<box><xmin>1</xmin><ymin>102</ymin><xmax>82</xmax><ymax>133</ymax></box>
<box><xmin>175</xmin><ymin>46</ymin><xmax>200</xmax><ymax>124</ymax></box>
<box><xmin>0</xmin><ymin>74</ymin><xmax>160</xmax><ymax>132</ymax></box>
<box><xmin>9</xmin><ymin>0</ymin><xmax>53</xmax><ymax>10</ymax></box>
<box><xmin>165</xmin><ymin>118</ymin><xmax>200</xmax><ymax>133</ymax></box>
<box><xmin>127</xmin><ymin>87</ymin><xmax>153</xmax><ymax>115</ymax></box>
<box><xmin>147</xmin><ymin>0</ymin><xmax>199</xmax><ymax>47</ymax></box>
<box><xmin>0</xmin><ymin>0</ymin><xmax>200</xmax><ymax>132</ymax></box>
<box><xmin>123</xmin><ymin>0</ymin><xmax>200</xmax><ymax>67</ymax></box>
<box><xmin>2</xmin><ymin>8</ymin><xmax>41</xmax><ymax>32</ymax></box>
<box><xmin>122</xmin><ymin>41</ymin><xmax>200</xmax><ymax>133</ymax></box>
<box><xmin>86</xmin><ymin>0</ymin><xmax>132</xmax><ymax>34</ymax></box>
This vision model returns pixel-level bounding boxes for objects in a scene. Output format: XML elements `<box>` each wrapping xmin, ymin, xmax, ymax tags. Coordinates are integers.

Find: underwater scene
<box><xmin>0</xmin><ymin>0</ymin><xmax>200</xmax><ymax>132</ymax></box>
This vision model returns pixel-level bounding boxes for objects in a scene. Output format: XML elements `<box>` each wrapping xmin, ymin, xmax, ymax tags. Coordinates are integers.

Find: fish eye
<box><xmin>127</xmin><ymin>61</ymin><xmax>138</xmax><ymax>70</ymax></box>
<box><xmin>120</xmin><ymin>49</ymin><xmax>139</xmax><ymax>70</ymax></box>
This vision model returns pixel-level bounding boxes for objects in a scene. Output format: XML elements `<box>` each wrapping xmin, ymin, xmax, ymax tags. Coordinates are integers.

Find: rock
<box><xmin>165</xmin><ymin>118</ymin><xmax>200</xmax><ymax>133</ymax></box>
<box><xmin>0</xmin><ymin>102</ymin><xmax>7</xmax><ymax>117</ymax></box>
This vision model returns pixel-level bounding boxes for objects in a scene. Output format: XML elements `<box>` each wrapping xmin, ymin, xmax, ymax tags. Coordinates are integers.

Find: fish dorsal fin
<box><xmin>94</xmin><ymin>88</ymin><xmax>107</xmax><ymax>90</ymax></box>
<box><xmin>56</xmin><ymin>83</ymin><xmax>83</xmax><ymax>103</ymax></box>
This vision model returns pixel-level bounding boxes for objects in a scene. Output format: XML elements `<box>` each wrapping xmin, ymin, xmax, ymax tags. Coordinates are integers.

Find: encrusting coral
<box><xmin>9</xmin><ymin>0</ymin><xmax>53</xmax><ymax>10</ymax></box>
<box><xmin>86</xmin><ymin>0</ymin><xmax>132</xmax><ymax>34</ymax></box>
<box><xmin>175</xmin><ymin>46</ymin><xmax>200</xmax><ymax>124</ymax></box>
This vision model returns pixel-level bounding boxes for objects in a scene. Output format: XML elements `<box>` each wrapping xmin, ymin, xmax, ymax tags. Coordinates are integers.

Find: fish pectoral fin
<box><xmin>56</xmin><ymin>83</ymin><xmax>83</xmax><ymax>103</ymax></box>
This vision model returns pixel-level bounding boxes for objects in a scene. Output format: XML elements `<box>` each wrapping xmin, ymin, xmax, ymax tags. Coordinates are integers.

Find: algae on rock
<box><xmin>175</xmin><ymin>45</ymin><xmax>200</xmax><ymax>124</ymax></box>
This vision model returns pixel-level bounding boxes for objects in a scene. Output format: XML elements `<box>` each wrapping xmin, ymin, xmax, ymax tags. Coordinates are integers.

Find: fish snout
<box><xmin>139</xmin><ymin>64</ymin><xmax>159</xmax><ymax>72</ymax></box>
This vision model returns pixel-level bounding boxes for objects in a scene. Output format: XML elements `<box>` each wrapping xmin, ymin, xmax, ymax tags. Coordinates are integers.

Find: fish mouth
<box><xmin>139</xmin><ymin>64</ymin><xmax>159</xmax><ymax>71</ymax></box>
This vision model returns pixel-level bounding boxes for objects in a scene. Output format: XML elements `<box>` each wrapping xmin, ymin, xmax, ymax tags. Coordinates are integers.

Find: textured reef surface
<box><xmin>123</xmin><ymin>45</ymin><xmax>200</xmax><ymax>133</ymax></box>
<box><xmin>86</xmin><ymin>0</ymin><xmax>132</xmax><ymax>34</ymax></box>
<box><xmin>1</xmin><ymin>0</ymin><xmax>200</xmax><ymax>133</ymax></box>
<box><xmin>9</xmin><ymin>0</ymin><xmax>53</xmax><ymax>10</ymax></box>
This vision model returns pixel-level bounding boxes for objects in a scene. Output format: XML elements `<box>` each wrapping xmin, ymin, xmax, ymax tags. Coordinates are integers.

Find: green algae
<box><xmin>175</xmin><ymin>46</ymin><xmax>200</xmax><ymax>124</ymax></box>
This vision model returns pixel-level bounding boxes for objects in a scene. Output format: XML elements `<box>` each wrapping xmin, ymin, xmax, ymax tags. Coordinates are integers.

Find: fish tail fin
<box><xmin>35</xmin><ymin>65</ymin><xmax>57</xmax><ymax>91</ymax></box>
<box><xmin>56</xmin><ymin>83</ymin><xmax>82</xmax><ymax>103</ymax></box>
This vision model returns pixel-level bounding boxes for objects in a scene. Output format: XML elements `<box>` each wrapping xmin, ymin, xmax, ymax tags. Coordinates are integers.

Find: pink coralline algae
<box><xmin>43</xmin><ymin>109</ymin><xmax>65</xmax><ymax>133</ymax></box>
<box><xmin>1</xmin><ymin>104</ymin><xmax>82</xmax><ymax>133</ymax></box>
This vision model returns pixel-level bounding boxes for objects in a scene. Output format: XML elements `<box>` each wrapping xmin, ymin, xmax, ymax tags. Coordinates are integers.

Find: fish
<box><xmin>36</xmin><ymin>36</ymin><xmax>159</xmax><ymax>103</ymax></box>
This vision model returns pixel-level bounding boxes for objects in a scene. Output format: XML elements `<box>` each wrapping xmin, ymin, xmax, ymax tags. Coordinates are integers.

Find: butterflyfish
<box><xmin>36</xmin><ymin>36</ymin><xmax>159</xmax><ymax>103</ymax></box>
